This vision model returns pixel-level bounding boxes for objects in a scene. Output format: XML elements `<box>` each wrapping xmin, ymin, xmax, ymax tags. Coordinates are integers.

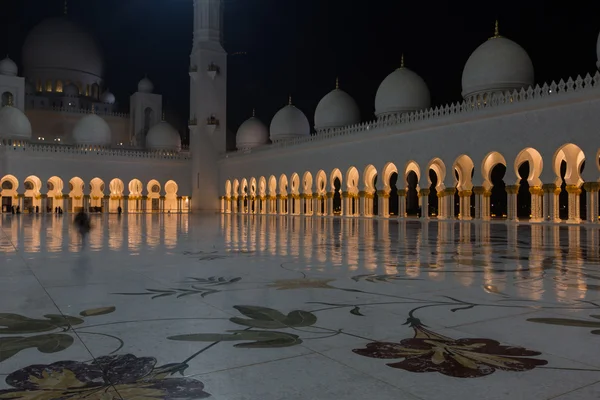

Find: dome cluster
<box><xmin>236</xmin><ymin>21</ymin><xmax>543</xmax><ymax>151</ymax></box>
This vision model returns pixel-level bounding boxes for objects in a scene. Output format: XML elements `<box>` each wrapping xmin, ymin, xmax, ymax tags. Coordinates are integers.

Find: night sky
<box><xmin>1</xmin><ymin>0</ymin><xmax>600</xmax><ymax>150</ymax></box>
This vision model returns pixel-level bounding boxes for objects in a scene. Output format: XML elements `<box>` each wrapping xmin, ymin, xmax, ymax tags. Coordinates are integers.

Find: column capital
<box><xmin>341</xmin><ymin>191</ymin><xmax>349</xmax><ymax>198</ymax></box>
<box><xmin>327</xmin><ymin>192</ymin><xmax>334</xmax><ymax>199</ymax></box>
<box><xmin>419</xmin><ymin>189</ymin><xmax>430</xmax><ymax>197</ymax></box>
<box><xmin>472</xmin><ymin>186</ymin><xmax>485</xmax><ymax>195</ymax></box>
<box><xmin>583</xmin><ymin>182</ymin><xmax>600</xmax><ymax>192</ymax></box>
<box><xmin>505</xmin><ymin>185</ymin><xmax>520</xmax><ymax>194</ymax></box>
<box><xmin>443</xmin><ymin>188</ymin><xmax>456</xmax><ymax>196</ymax></box>
<box><xmin>40</xmin><ymin>194</ymin><xmax>48</xmax><ymax>199</ymax></box>
<box><xmin>529</xmin><ymin>186</ymin><xmax>543</xmax><ymax>196</ymax></box>
<box><xmin>396</xmin><ymin>189</ymin><xmax>406</xmax><ymax>197</ymax></box>
<box><xmin>565</xmin><ymin>185</ymin><xmax>582</xmax><ymax>195</ymax></box>
<box><xmin>458</xmin><ymin>190</ymin><xmax>472</xmax><ymax>198</ymax></box>
<box><xmin>542</xmin><ymin>184</ymin><xmax>558</xmax><ymax>193</ymax></box>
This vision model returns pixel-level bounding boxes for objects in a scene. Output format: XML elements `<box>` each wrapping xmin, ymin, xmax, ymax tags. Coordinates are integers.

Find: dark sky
<box><xmin>1</xmin><ymin>0</ymin><xmax>600</xmax><ymax>149</ymax></box>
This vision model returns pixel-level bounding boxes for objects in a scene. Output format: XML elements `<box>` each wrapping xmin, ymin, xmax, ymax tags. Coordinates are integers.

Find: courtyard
<box><xmin>0</xmin><ymin>213</ymin><xmax>600</xmax><ymax>399</ymax></box>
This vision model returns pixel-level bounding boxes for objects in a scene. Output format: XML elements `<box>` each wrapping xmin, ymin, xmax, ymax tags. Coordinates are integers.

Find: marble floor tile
<box><xmin>2</xmin><ymin>214</ymin><xmax>600</xmax><ymax>399</ymax></box>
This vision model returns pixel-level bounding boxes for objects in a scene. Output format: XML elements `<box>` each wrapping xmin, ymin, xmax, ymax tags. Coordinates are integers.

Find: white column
<box><xmin>566</xmin><ymin>185</ymin><xmax>582</xmax><ymax>224</ymax></box>
<box><xmin>584</xmin><ymin>183</ymin><xmax>599</xmax><ymax>223</ymax></box>
<box><xmin>419</xmin><ymin>189</ymin><xmax>429</xmax><ymax>219</ymax></box>
<box><xmin>398</xmin><ymin>190</ymin><xmax>407</xmax><ymax>218</ymax></box>
<box><xmin>505</xmin><ymin>185</ymin><xmax>519</xmax><ymax>222</ymax></box>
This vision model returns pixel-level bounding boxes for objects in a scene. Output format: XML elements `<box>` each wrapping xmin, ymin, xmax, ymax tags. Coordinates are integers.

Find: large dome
<box><xmin>22</xmin><ymin>17</ymin><xmax>103</xmax><ymax>85</ymax></box>
<box><xmin>0</xmin><ymin>106</ymin><xmax>32</xmax><ymax>141</ymax></box>
<box><xmin>72</xmin><ymin>113</ymin><xmax>111</xmax><ymax>146</ymax></box>
<box><xmin>462</xmin><ymin>25</ymin><xmax>534</xmax><ymax>100</ymax></box>
<box><xmin>375</xmin><ymin>61</ymin><xmax>430</xmax><ymax>118</ymax></box>
<box><xmin>146</xmin><ymin>121</ymin><xmax>181</xmax><ymax>152</ymax></box>
<box><xmin>315</xmin><ymin>80</ymin><xmax>360</xmax><ymax>131</ymax></box>
<box><xmin>269</xmin><ymin>99</ymin><xmax>310</xmax><ymax>142</ymax></box>
<box><xmin>236</xmin><ymin>114</ymin><xmax>269</xmax><ymax>150</ymax></box>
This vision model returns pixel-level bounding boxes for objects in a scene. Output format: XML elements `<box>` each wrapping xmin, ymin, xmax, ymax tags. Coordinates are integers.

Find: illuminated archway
<box><xmin>165</xmin><ymin>180</ymin><xmax>179</xmax><ymax>212</ymax></box>
<box><xmin>69</xmin><ymin>177</ymin><xmax>85</xmax><ymax>213</ymax></box>
<box><xmin>47</xmin><ymin>176</ymin><xmax>64</xmax><ymax>213</ymax></box>
<box><xmin>427</xmin><ymin>158</ymin><xmax>446</xmax><ymax>218</ymax></box>
<box><xmin>302</xmin><ymin>171</ymin><xmax>313</xmax><ymax>215</ymax></box>
<box><xmin>90</xmin><ymin>178</ymin><xmax>105</xmax><ymax>211</ymax></box>
<box><xmin>128</xmin><ymin>179</ymin><xmax>143</xmax><ymax>213</ymax></box>
<box><xmin>23</xmin><ymin>175</ymin><xmax>42</xmax><ymax>213</ymax></box>
<box><xmin>362</xmin><ymin>164</ymin><xmax>378</xmax><ymax>216</ymax></box>
<box><xmin>553</xmin><ymin>143</ymin><xmax>585</xmax><ymax>222</ymax></box>
<box><xmin>382</xmin><ymin>162</ymin><xmax>399</xmax><ymax>217</ymax></box>
<box><xmin>481</xmin><ymin>152</ymin><xmax>507</xmax><ymax>219</ymax></box>
<box><xmin>147</xmin><ymin>180</ymin><xmax>161</xmax><ymax>212</ymax></box>
<box><xmin>404</xmin><ymin>161</ymin><xmax>421</xmax><ymax>216</ymax></box>
<box><xmin>0</xmin><ymin>175</ymin><xmax>19</xmax><ymax>213</ymax></box>
<box><xmin>514</xmin><ymin>148</ymin><xmax>544</xmax><ymax>221</ymax></box>
<box><xmin>345</xmin><ymin>167</ymin><xmax>359</xmax><ymax>216</ymax></box>
<box><xmin>453</xmin><ymin>155</ymin><xmax>475</xmax><ymax>220</ymax></box>
<box><xmin>109</xmin><ymin>178</ymin><xmax>125</xmax><ymax>213</ymax></box>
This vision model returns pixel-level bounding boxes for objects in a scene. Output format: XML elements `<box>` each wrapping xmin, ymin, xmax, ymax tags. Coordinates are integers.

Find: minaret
<box><xmin>189</xmin><ymin>0</ymin><xmax>227</xmax><ymax>210</ymax></box>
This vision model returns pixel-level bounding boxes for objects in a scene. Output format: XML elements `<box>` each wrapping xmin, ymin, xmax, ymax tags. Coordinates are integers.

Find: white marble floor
<box><xmin>1</xmin><ymin>213</ymin><xmax>600</xmax><ymax>399</ymax></box>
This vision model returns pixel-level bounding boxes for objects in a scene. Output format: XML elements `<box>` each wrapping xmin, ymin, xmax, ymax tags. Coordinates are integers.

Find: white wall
<box><xmin>218</xmin><ymin>90</ymin><xmax>600</xmax><ymax>193</ymax></box>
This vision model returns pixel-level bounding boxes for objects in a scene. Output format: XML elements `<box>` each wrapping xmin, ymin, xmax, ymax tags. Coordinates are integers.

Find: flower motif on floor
<box><xmin>0</xmin><ymin>354</ymin><xmax>210</xmax><ymax>399</ymax></box>
<box><xmin>267</xmin><ymin>278</ymin><xmax>335</xmax><ymax>290</ymax></box>
<box><xmin>353</xmin><ymin>318</ymin><xmax>548</xmax><ymax>378</ymax></box>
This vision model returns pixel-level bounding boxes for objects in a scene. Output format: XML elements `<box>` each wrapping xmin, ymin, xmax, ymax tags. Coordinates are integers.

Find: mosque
<box><xmin>2</xmin><ymin>1</ymin><xmax>600</xmax><ymax>225</ymax></box>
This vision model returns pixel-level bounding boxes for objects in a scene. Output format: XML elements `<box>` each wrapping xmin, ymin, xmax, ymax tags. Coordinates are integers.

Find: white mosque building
<box><xmin>2</xmin><ymin>2</ymin><xmax>600</xmax><ymax>225</ymax></box>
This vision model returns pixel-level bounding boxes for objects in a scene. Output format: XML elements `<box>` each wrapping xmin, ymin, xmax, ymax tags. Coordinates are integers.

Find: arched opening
<box><xmin>278</xmin><ymin>175</ymin><xmax>288</xmax><ymax>214</ymax></box>
<box><xmin>316</xmin><ymin>170</ymin><xmax>327</xmax><ymax>215</ymax></box>
<box><xmin>69</xmin><ymin>177</ymin><xmax>85</xmax><ymax>213</ymax></box>
<box><xmin>406</xmin><ymin>171</ymin><xmax>419</xmax><ymax>216</ymax></box>
<box><xmin>428</xmin><ymin>169</ymin><xmax>439</xmax><ymax>216</ymax></box>
<box><xmin>490</xmin><ymin>165</ymin><xmax>507</xmax><ymax>218</ymax></box>
<box><xmin>90</xmin><ymin>178</ymin><xmax>105</xmax><ymax>212</ymax></box>
<box><xmin>128</xmin><ymin>179</ymin><xmax>144</xmax><ymax>213</ymax></box>
<box><xmin>147</xmin><ymin>180</ymin><xmax>161</xmax><ymax>212</ymax></box>
<box><xmin>363</xmin><ymin>165</ymin><xmax>377</xmax><ymax>217</ymax></box>
<box><xmin>290</xmin><ymin>173</ymin><xmax>300</xmax><ymax>215</ymax></box>
<box><xmin>389</xmin><ymin>172</ymin><xmax>399</xmax><ymax>216</ymax></box>
<box><xmin>165</xmin><ymin>180</ymin><xmax>178</xmax><ymax>212</ymax></box>
<box><xmin>56</xmin><ymin>80</ymin><xmax>63</xmax><ymax>93</ymax></box>
<box><xmin>47</xmin><ymin>176</ymin><xmax>64</xmax><ymax>213</ymax></box>
<box><xmin>333</xmin><ymin>178</ymin><xmax>341</xmax><ymax>214</ymax></box>
<box><xmin>109</xmin><ymin>179</ymin><xmax>125</xmax><ymax>213</ymax></box>
<box><xmin>553</xmin><ymin>143</ymin><xmax>585</xmax><ymax>223</ymax></box>
<box><xmin>23</xmin><ymin>176</ymin><xmax>42</xmax><ymax>213</ymax></box>
<box><xmin>1</xmin><ymin>91</ymin><xmax>13</xmax><ymax>107</ymax></box>
<box><xmin>517</xmin><ymin>162</ymin><xmax>531</xmax><ymax>219</ymax></box>
<box><xmin>268</xmin><ymin>176</ymin><xmax>277</xmax><ymax>214</ymax></box>
<box><xmin>1</xmin><ymin>175</ymin><xmax>19</xmax><ymax>213</ymax></box>
<box><xmin>249</xmin><ymin>178</ymin><xmax>257</xmax><ymax>213</ymax></box>
<box><xmin>346</xmin><ymin>167</ymin><xmax>359</xmax><ymax>216</ymax></box>
<box><xmin>302</xmin><ymin>172</ymin><xmax>313</xmax><ymax>215</ymax></box>
<box><xmin>579</xmin><ymin>161</ymin><xmax>587</xmax><ymax>221</ymax></box>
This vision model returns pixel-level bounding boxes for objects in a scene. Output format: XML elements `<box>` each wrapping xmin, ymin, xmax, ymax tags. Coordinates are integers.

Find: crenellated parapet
<box><xmin>226</xmin><ymin>71</ymin><xmax>600</xmax><ymax>158</ymax></box>
<box><xmin>0</xmin><ymin>141</ymin><xmax>191</xmax><ymax>160</ymax></box>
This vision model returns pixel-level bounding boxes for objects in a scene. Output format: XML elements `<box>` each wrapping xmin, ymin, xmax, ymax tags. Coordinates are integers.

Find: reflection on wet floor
<box><xmin>2</xmin><ymin>213</ymin><xmax>600</xmax><ymax>399</ymax></box>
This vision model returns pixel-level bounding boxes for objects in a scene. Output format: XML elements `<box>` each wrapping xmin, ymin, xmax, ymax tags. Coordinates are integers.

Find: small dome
<box><xmin>101</xmin><ymin>90</ymin><xmax>115</xmax><ymax>104</ymax></box>
<box><xmin>0</xmin><ymin>105</ymin><xmax>32</xmax><ymax>140</ymax></box>
<box><xmin>72</xmin><ymin>113</ymin><xmax>111</xmax><ymax>146</ymax></box>
<box><xmin>375</xmin><ymin>60</ymin><xmax>430</xmax><ymax>117</ymax></box>
<box><xmin>25</xmin><ymin>81</ymin><xmax>34</xmax><ymax>95</ymax></box>
<box><xmin>138</xmin><ymin>77</ymin><xmax>154</xmax><ymax>93</ymax></box>
<box><xmin>63</xmin><ymin>83</ymin><xmax>79</xmax><ymax>97</ymax></box>
<box><xmin>315</xmin><ymin>80</ymin><xmax>360</xmax><ymax>131</ymax></box>
<box><xmin>146</xmin><ymin>120</ymin><xmax>181</xmax><ymax>152</ymax></box>
<box><xmin>462</xmin><ymin>24</ymin><xmax>534</xmax><ymax>99</ymax></box>
<box><xmin>269</xmin><ymin>98</ymin><xmax>310</xmax><ymax>142</ymax></box>
<box><xmin>236</xmin><ymin>114</ymin><xmax>269</xmax><ymax>150</ymax></box>
<box><xmin>0</xmin><ymin>56</ymin><xmax>17</xmax><ymax>76</ymax></box>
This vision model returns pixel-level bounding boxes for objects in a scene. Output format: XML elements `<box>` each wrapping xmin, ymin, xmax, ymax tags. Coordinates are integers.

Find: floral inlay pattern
<box><xmin>353</xmin><ymin>318</ymin><xmax>548</xmax><ymax>378</ymax></box>
<box><xmin>0</xmin><ymin>354</ymin><xmax>210</xmax><ymax>399</ymax></box>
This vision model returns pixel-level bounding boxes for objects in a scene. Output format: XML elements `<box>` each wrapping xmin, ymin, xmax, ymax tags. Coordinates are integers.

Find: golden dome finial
<box><xmin>335</xmin><ymin>77</ymin><xmax>339</xmax><ymax>89</ymax></box>
<box><xmin>401</xmin><ymin>53</ymin><xmax>405</xmax><ymax>68</ymax></box>
<box><xmin>490</xmin><ymin>20</ymin><xmax>502</xmax><ymax>39</ymax></box>
<box><xmin>288</xmin><ymin>95</ymin><xmax>292</xmax><ymax>105</ymax></box>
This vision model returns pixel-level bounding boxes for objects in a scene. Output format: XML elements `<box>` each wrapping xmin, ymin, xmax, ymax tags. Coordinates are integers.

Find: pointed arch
<box><xmin>382</xmin><ymin>162</ymin><xmax>398</xmax><ymax>191</ymax></box>
<box><xmin>232</xmin><ymin>179</ymin><xmax>240</xmax><ymax>197</ymax></box>
<box><xmin>290</xmin><ymin>173</ymin><xmax>300</xmax><ymax>195</ymax></box>
<box><xmin>278</xmin><ymin>174</ymin><xmax>288</xmax><ymax>195</ymax></box>
<box><xmin>481</xmin><ymin>152</ymin><xmax>507</xmax><ymax>190</ymax></box>
<box><xmin>514</xmin><ymin>148</ymin><xmax>543</xmax><ymax>187</ymax></box>
<box><xmin>240</xmin><ymin>178</ymin><xmax>248</xmax><ymax>196</ymax></box>
<box><xmin>268</xmin><ymin>175</ymin><xmax>277</xmax><ymax>196</ymax></box>
<box><xmin>345</xmin><ymin>166</ymin><xmax>359</xmax><ymax>192</ymax></box>
<box><xmin>225</xmin><ymin>180</ymin><xmax>232</xmax><ymax>197</ymax></box>
<box><xmin>330</xmin><ymin>168</ymin><xmax>342</xmax><ymax>191</ymax></box>
<box><xmin>427</xmin><ymin>158</ymin><xmax>447</xmax><ymax>191</ymax></box>
<box><xmin>249</xmin><ymin>177</ymin><xmax>257</xmax><ymax>196</ymax></box>
<box><xmin>302</xmin><ymin>171</ymin><xmax>313</xmax><ymax>195</ymax></box>
<box><xmin>363</xmin><ymin>164</ymin><xmax>378</xmax><ymax>193</ymax></box>
<box><xmin>258</xmin><ymin>177</ymin><xmax>267</xmax><ymax>197</ymax></box>
<box><xmin>316</xmin><ymin>170</ymin><xmax>327</xmax><ymax>195</ymax></box>
<box><xmin>165</xmin><ymin>180</ymin><xmax>179</xmax><ymax>212</ymax></box>
<box><xmin>553</xmin><ymin>143</ymin><xmax>585</xmax><ymax>187</ymax></box>
<box><xmin>403</xmin><ymin>161</ymin><xmax>421</xmax><ymax>187</ymax></box>
<box><xmin>454</xmin><ymin>155</ymin><xmax>475</xmax><ymax>191</ymax></box>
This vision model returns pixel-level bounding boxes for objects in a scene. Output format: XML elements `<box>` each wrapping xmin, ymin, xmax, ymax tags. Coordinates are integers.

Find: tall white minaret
<box><xmin>189</xmin><ymin>0</ymin><xmax>227</xmax><ymax>210</ymax></box>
